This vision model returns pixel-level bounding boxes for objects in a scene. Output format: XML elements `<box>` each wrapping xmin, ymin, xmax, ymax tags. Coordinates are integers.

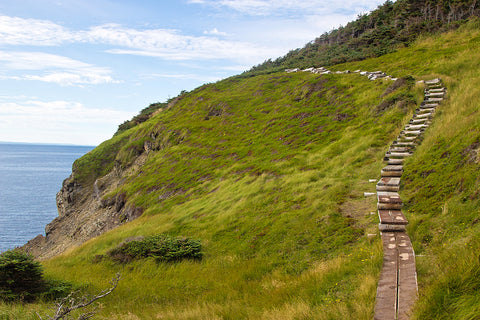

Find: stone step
<box><xmin>378</xmin><ymin>209</ymin><xmax>408</xmax><ymax>225</ymax></box>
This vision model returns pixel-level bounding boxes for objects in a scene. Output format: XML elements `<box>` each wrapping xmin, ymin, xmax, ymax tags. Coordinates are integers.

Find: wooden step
<box><xmin>376</xmin><ymin>177</ymin><xmax>401</xmax><ymax>191</ymax></box>
<box><xmin>416</xmin><ymin>108</ymin><xmax>435</xmax><ymax>114</ymax></box>
<box><xmin>381</xmin><ymin>166</ymin><xmax>403</xmax><ymax>177</ymax></box>
<box><xmin>396</xmin><ymin>135</ymin><xmax>418</xmax><ymax>142</ymax></box>
<box><xmin>377</xmin><ymin>191</ymin><xmax>402</xmax><ymax>204</ymax></box>
<box><xmin>379</xmin><ymin>223</ymin><xmax>406</xmax><ymax>232</ymax></box>
<box><xmin>392</xmin><ymin>142</ymin><xmax>415</xmax><ymax>148</ymax></box>
<box><xmin>419</xmin><ymin>103</ymin><xmax>439</xmax><ymax>108</ymax></box>
<box><xmin>425</xmin><ymin>97</ymin><xmax>444</xmax><ymax>103</ymax></box>
<box><xmin>384</xmin><ymin>152</ymin><xmax>412</xmax><ymax>160</ymax></box>
<box><xmin>413</xmin><ymin>112</ymin><xmax>433</xmax><ymax>119</ymax></box>
<box><xmin>386</xmin><ymin>158</ymin><xmax>404</xmax><ymax>165</ymax></box>
<box><xmin>409</xmin><ymin>118</ymin><xmax>430</xmax><ymax>124</ymax></box>
<box><xmin>400</xmin><ymin>130</ymin><xmax>422</xmax><ymax>136</ymax></box>
<box><xmin>374</xmin><ymin>232</ymin><xmax>399</xmax><ymax>319</ymax></box>
<box><xmin>425</xmin><ymin>78</ymin><xmax>441</xmax><ymax>85</ymax></box>
<box><xmin>378</xmin><ymin>202</ymin><xmax>403</xmax><ymax>210</ymax></box>
<box><xmin>405</xmin><ymin>124</ymin><xmax>428</xmax><ymax>131</ymax></box>
<box><xmin>389</xmin><ymin>146</ymin><xmax>412</xmax><ymax>153</ymax></box>
<box><xmin>425</xmin><ymin>92</ymin><xmax>445</xmax><ymax>97</ymax></box>
<box><xmin>378</xmin><ymin>209</ymin><xmax>408</xmax><ymax>225</ymax></box>
<box><xmin>396</xmin><ymin>232</ymin><xmax>418</xmax><ymax>320</ymax></box>
<box><xmin>427</xmin><ymin>88</ymin><xmax>445</xmax><ymax>93</ymax></box>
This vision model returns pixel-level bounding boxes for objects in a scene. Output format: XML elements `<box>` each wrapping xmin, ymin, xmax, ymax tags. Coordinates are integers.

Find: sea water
<box><xmin>0</xmin><ymin>143</ymin><xmax>93</xmax><ymax>253</ymax></box>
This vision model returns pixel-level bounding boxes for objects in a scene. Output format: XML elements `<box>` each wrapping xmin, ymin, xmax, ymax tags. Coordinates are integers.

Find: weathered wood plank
<box><xmin>378</xmin><ymin>209</ymin><xmax>408</xmax><ymax>225</ymax></box>
<box><xmin>377</xmin><ymin>202</ymin><xmax>403</xmax><ymax>210</ymax></box>
<box><xmin>379</xmin><ymin>223</ymin><xmax>406</xmax><ymax>232</ymax></box>
<box><xmin>424</xmin><ymin>78</ymin><xmax>441</xmax><ymax>85</ymax></box>
<box><xmin>374</xmin><ymin>232</ymin><xmax>399</xmax><ymax>320</ymax></box>
<box><xmin>396</xmin><ymin>233</ymin><xmax>417</xmax><ymax>320</ymax></box>
<box><xmin>386</xmin><ymin>158</ymin><xmax>404</xmax><ymax>165</ymax></box>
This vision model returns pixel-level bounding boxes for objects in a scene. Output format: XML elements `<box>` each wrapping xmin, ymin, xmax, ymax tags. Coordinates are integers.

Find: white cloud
<box><xmin>203</xmin><ymin>28</ymin><xmax>228</xmax><ymax>36</ymax></box>
<box><xmin>188</xmin><ymin>0</ymin><xmax>384</xmax><ymax>15</ymax></box>
<box><xmin>0</xmin><ymin>98</ymin><xmax>135</xmax><ymax>145</ymax></box>
<box><xmin>0</xmin><ymin>51</ymin><xmax>117</xmax><ymax>86</ymax></box>
<box><xmin>0</xmin><ymin>15</ymin><xmax>74</xmax><ymax>46</ymax></box>
<box><xmin>0</xmin><ymin>16</ymin><xmax>276</xmax><ymax>64</ymax></box>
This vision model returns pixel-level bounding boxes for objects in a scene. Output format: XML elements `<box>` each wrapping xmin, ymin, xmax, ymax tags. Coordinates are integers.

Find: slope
<box><xmin>5</xmin><ymin>55</ymin><xmax>420</xmax><ymax>319</ymax></box>
<box><xmin>3</xmin><ymin>19</ymin><xmax>480</xmax><ymax>320</ymax></box>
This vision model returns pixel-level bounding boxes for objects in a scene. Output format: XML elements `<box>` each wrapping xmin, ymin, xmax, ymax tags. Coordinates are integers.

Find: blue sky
<box><xmin>0</xmin><ymin>0</ymin><xmax>386</xmax><ymax>146</ymax></box>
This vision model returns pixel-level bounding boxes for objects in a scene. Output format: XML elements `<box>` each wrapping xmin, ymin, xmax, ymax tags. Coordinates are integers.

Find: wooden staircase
<box><xmin>374</xmin><ymin>79</ymin><xmax>446</xmax><ymax>319</ymax></box>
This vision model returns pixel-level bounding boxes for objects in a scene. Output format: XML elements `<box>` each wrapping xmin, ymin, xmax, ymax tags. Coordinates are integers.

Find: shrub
<box><xmin>108</xmin><ymin>234</ymin><xmax>203</xmax><ymax>263</ymax></box>
<box><xmin>0</xmin><ymin>250</ymin><xmax>45</xmax><ymax>302</ymax></box>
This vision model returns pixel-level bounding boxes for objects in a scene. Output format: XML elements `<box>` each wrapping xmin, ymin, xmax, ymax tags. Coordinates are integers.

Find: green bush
<box><xmin>0</xmin><ymin>250</ymin><xmax>45</xmax><ymax>302</ymax></box>
<box><xmin>108</xmin><ymin>235</ymin><xmax>203</xmax><ymax>263</ymax></box>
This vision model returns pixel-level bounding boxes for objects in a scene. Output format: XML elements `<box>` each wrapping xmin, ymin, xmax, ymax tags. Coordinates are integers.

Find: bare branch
<box><xmin>40</xmin><ymin>273</ymin><xmax>121</xmax><ymax>320</ymax></box>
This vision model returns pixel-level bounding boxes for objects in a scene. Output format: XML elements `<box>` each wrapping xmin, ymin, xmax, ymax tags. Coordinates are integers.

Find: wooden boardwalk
<box><xmin>374</xmin><ymin>79</ymin><xmax>446</xmax><ymax>319</ymax></box>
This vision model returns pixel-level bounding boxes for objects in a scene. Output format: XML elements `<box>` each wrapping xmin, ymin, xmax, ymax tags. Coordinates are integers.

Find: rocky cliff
<box><xmin>23</xmin><ymin>153</ymin><xmax>145</xmax><ymax>260</ymax></box>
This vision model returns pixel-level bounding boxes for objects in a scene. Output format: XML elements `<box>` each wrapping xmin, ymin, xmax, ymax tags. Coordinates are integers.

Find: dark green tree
<box><xmin>0</xmin><ymin>250</ymin><xmax>45</xmax><ymax>302</ymax></box>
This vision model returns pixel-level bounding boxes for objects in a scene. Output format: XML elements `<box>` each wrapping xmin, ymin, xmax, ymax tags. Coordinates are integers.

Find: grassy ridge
<box><xmin>2</xmin><ymin>20</ymin><xmax>480</xmax><ymax>319</ymax></box>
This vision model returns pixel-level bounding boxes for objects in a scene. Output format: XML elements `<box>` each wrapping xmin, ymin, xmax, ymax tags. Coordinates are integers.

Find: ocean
<box><xmin>0</xmin><ymin>143</ymin><xmax>94</xmax><ymax>253</ymax></box>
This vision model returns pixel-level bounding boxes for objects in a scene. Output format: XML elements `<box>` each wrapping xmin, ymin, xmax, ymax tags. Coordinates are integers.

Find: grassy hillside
<box><xmin>2</xmin><ymin>19</ymin><xmax>480</xmax><ymax>320</ymax></box>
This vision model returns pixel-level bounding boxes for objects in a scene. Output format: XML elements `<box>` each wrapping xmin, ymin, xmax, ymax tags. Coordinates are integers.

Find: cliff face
<box><xmin>23</xmin><ymin>155</ymin><xmax>145</xmax><ymax>260</ymax></box>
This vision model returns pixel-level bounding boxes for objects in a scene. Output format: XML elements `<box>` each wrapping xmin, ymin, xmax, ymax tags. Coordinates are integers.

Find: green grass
<box><xmin>5</xmin><ymin>19</ymin><xmax>480</xmax><ymax>319</ymax></box>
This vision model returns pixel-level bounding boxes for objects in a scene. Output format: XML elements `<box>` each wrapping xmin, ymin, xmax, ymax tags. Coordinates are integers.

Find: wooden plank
<box><xmin>379</xmin><ymin>224</ymin><xmax>406</xmax><ymax>232</ymax></box>
<box><xmin>419</xmin><ymin>103</ymin><xmax>438</xmax><ymax>108</ymax></box>
<box><xmin>400</xmin><ymin>130</ymin><xmax>422</xmax><ymax>136</ymax></box>
<box><xmin>374</xmin><ymin>232</ymin><xmax>398</xmax><ymax>320</ymax></box>
<box><xmin>396</xmin><ymin>232</ymin><xmax>417</xmax><ymax>320</ymax></box>
<box><xmin>425</xmin><ymin>97</ymin><xmax>443</xmax><ymax>102</ymax></box>
<box><xmin>377</xmin><ymin>192</ymin><xmax>402</xmax><ymax>204</ymax></box>
<box><xmin>378</xmin><ymin>209</ymin><xmax>408</xmax><ymax>225</ymax></box>
<box><xmin>425</xmin><ymin>78</ymin><xmax>441</xmax><ymax>85</ymax></box>
<box><xmin>425</xmin><ymin>92</ymin><xmax>445</xmax><ymax>97</ymax></box>
<box><xmin>405</xmin><ymin>124</ymin><xmax>428</xmax><ymax>130</ymax></box>
<box><xmin>384</xmin><ymin>152</ymin><xmax>412</xmax><ymax>159</ymax></box>
<box><xmin>378</xmin><ymin>202</ymin><xmax>403</xmax><ymax>210</ymax></box>
<box><xmin>386</xmin><ymin>158</ymin><xmax>404</xmax><ymax>165</ymax></box>
<box><xmin>413</xmin><ymin>112</ymin><xmax>432</xmax><ymax>119</ymax></box>
<box><xmin>409</xmin><ymin>118</ymin><xmax>430</xmax><ymax>124</ymax></box>
<box><xmin>427</xmin><ymin>88</ymin><xmax>445</xmax><ymax>92</ymax></box>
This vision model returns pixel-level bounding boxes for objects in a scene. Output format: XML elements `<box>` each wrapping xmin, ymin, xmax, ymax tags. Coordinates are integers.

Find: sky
<box><xmin>0</xmin><ymin>0</ymin><xmax>386</xmax><ymax>146</ymax></box>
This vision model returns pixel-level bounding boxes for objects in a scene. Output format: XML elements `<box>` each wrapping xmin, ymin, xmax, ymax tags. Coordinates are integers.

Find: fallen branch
<box><xmin>38</xmin><ymin>273</ymin><xmax>120</xmax><ymax>320</ymax></box>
